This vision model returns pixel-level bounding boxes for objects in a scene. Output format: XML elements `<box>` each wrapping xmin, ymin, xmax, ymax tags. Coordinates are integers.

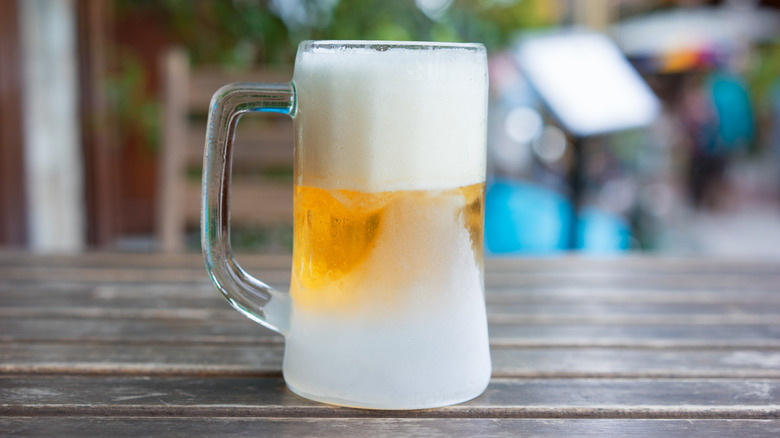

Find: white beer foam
<box><xmin>293</xmin><ymin>42</ymin><xmax>487</xmax><ymax>192</ymax></box>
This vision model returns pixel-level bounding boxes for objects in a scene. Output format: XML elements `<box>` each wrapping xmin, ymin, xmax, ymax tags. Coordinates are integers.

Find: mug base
<box><xmin>286</xmin><ymin>381</ymin><xmax>488</xmax><ymax>410</ymax></box>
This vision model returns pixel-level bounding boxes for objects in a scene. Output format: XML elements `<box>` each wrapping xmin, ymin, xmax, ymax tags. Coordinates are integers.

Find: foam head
<box><xmin>293</xmin><ymin>41</ymin><xmax>488</xmax><ymax>192</ymax></box>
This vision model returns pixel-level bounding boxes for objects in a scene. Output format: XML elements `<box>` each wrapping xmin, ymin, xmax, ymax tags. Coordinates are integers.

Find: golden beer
<box><xmin>291</xmin><ymin>183</ymin><xmax>484</xmax><ymax>312</ymax></box>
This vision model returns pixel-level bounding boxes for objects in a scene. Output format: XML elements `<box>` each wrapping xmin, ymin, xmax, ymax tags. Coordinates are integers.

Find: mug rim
<box><xmin>299</xmin><ymin>40</ymin><xmax>485</xmax><ymax>53</ymax></box>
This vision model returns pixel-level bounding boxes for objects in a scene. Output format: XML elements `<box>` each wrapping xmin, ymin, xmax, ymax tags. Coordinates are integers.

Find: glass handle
<box><xmin>201</xmin><ymin>82</ymin><xmax>296</xmax><ymax>335</ymax></box>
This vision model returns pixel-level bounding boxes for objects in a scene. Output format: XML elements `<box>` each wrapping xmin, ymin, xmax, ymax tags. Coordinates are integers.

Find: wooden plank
<box><xmin>487</xmin><ymin>324</ymin><xmax>780</xmax><ymax>349</ymax></box>
<box><xmin>488</xmin><ymin>287</ymin><xmax>780</xmax><ymax>304</ymax></box>
<box><xmin>0</xmin><ymin>266</ymin><xmax>290</xmax><ymax>285</ymax></box>
<box><xmin>0</xmin><ymin>343</ymin><xmax>284</xmax><ymax>377</ymax></box>
<box><xmin>1</xmin><ymin>376</ymin><xmax>779</xmax><ymax>419</ymax></box>
<box><xmin>2</xmin><ymin>316</ymin><xmax>779</xmax><ymax>348</ymax></box>
<box><xmin>2</xmin><ymin>258</ymin><xmax>777</xmax><ymax>283</ymax></box>
<box><xmin>2</xmin><ymin>252</ymin><xmax>780</xmax><ymax>276</ymax></box>
<box><xmin>488</xmin><ymin>313</ymin><xmax>780</xmax><ymax>326</ymax></box>
<box><xmin>2</xmin><ymin>418</ymin><xmax>779</xmax><ymax>438</ymax></box>
<box><xmin>0</xmin><ymin>252</ymin><xmax>291</xmax><ymax>270</ymax></box>
<box><xmin>181</xmin><ymin>181</ymin><xmax>293</xmax><ymax>226</ymax></box>
<box><xmin>1</xmin><ymin>305</ymin><xmax>778</xmax><ymax>326</ymax></box>
<box><xmin>185</xmin><ymin>122</ymin><xmax>293</xmax><ymax>168</ymax></box>
<box><xmin>490</xmin><ymin>347</ymin><xmax>780</xmax><ymax>378</ymax></box>
<box><xmin>486</xmin><ymin>302</ymin><xmax>780</xmax><ymax>325</ymax></box>
<box><xmin>3</xmin><ymin>281</ymin><xmax>780</xmax><ymax>307</ymax></box>
<box><xmin>502</xmin><ymin>301</ymin><xmax>780</xmax><ymax>320</ymax></box>
<box><xmin>4</xmin><ymin>265</ymin><xmax>780</xmax><ymax>291</ymax></box>
<box><xmin>0</xmin><ymin>307</ymin><xmax>240</xmax><ymax>320</ymax></box>
<box><xmin>3</xmin><ymin>287</ymin><xmax>779</xmax><ymax>324</ymax></box>
<box><xmin>156</xmin><ymin>47</ymin><xmax>189</xmax><ymax>253</ymax></box>
<box><xmin>3</xmin><ymin>343</ymin><xmax>780</xmax><ymax>379</ymax></box>
<box><xmin>486</xmin><ymin>272</ymin><xmax>780</xmax><ymax>290</ymax></box>
<box><xmin>0</xmin><ymin>254</ymin><xmax>778</xmax><ymax>298</ymax></box>
<box><xmin>187</xmin><ymin>66</ymin><xmax>292</xmax><ymax>109</ymax></box>
<box><xmin>486</xmin><ymin>256</ymin><xmax>780</xmax><ymax>275</ymax></box>
<box><xmin>0</xmin><ymin>315</ymin><xmax>282</xmax><ymax>345</ymax></box>
<box><xmin>0</xmin><ymin>283</ymin><xmax>225</xmax><ymax>303</ymax></box>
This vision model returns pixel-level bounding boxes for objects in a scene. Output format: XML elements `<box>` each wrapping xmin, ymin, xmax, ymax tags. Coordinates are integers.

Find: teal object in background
<box><xmin>576</xmin><ymin>208</ymin><xmax>632</xmax><ymax>255</ymax></box>
<box><xmin>707</xmin><ymin>72</ymin><xmax>754</xmax><ymax>152</ymax></box>
<box><xmin>485</xmin><ymin>180</ymin><xmax>631</xmax><ymax>255</ymax></box>
<box><xmin>485</xmin><ymin>180</ymin><xmax>571</xmax><ymax>254</ymax></box>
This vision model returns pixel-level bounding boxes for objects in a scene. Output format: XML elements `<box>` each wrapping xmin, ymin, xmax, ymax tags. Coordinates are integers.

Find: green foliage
<box><xmin>748</xmin><ymin>42</ymin><xmax>780</xmax><ymax>112</ymax></box>
<box><xmin>118</xmin><ymin>0</ymin><xmax>555</xmax><ymax>68</ymax></box>
<box><xmin>228</xmin><ymin>224</ymin><xmax>294</xmax><ymax>253</ymax></box>
<box><xmin>104</xmin><ymin>52</ymin><xmax>160</xmax><ymax>152</ymax></box>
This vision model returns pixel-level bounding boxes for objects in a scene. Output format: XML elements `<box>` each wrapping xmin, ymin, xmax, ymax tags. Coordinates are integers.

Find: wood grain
<box><xmin>2</xmin><ymin>418</ymin><xmax>779</xmax><ymax>438</ymax></box>
<box><xmin>3</xmin><ymin>344</ymin><xmax>780</xmax><ymax>379</ymax></box>
<box><xmin>3</xmin><ymin>315</ymin><xmax>780</xmax><ymax>347</ymax></box>
<box><xmin>3</xmin><ymin>291</ymin><xmax>779</xmax><ymax>325</ymax></box>
<box><xmin>1</xmin><ymin>376</ymin><xmax>779</xmax><ymax>419</ymax></box>
<box><xmin>1</xmin><ymin>253</ymin><xmax>779</xmax><ymax>436</ymax></box>
<box><xmin>1</xmin><ymin>252</ymin><xmax>778</xmax><ymax>273</ymax></box>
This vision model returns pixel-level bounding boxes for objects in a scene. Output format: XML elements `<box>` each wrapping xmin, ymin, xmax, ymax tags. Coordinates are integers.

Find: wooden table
<box><xmin>1</xmin><ymin>252</ymin><xmax>779</xmax><ymax>436</ymax></box>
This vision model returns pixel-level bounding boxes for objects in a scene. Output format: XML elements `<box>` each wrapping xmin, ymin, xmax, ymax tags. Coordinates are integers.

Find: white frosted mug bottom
<box><xmin>281</xmin><ymin>290</ymin><xmax>491</xmax><ymax>409</ymax></box>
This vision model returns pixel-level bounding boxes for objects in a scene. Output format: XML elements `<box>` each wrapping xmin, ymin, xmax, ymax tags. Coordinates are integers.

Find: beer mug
<box><xmin>202</xmin><ymin>40</ymin><xmax>491</xmax><ymax>409</ymax></box>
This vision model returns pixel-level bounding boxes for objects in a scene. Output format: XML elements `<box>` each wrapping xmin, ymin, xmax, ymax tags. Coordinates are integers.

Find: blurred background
<box><xmin>1</xmin><ymin>0</ymin><xmax>780</xmax><ymax>258</ymax></box>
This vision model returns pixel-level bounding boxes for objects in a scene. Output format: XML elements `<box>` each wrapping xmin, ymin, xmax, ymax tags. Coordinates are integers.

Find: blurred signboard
<box><xmin>515</xmin><ymin>30</ymin><xmax>660</xmax><ymax>137</ymax></box>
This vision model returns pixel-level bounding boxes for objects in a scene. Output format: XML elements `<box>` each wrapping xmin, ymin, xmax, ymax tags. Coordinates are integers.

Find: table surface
<box><xmin>1</xmin><ymin>252</ymin><xmax>779</xmax><ymax>436</ymax></box>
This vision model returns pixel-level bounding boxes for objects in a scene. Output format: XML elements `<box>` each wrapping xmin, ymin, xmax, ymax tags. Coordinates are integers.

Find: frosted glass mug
<box><xmin>201</xmin><ymin>40</ymin><xmax>491</xmax><ymax>409</ymax></box>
